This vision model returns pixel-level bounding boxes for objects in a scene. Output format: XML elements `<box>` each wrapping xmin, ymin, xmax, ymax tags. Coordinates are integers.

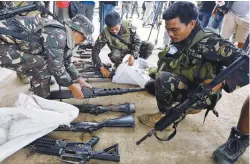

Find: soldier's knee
<box><xmin>31</xmin><ymin>78</ymin><xmax>51</xmax><ymax>98</ymax></box>
<box><xmin>108</xmin><ymin>50</ymin><xmax>123</xmax><ymax>64</ymax></box>
<box><xmin>139</xmin><ymin>41</ymin><xmax>154</xmax><ymax>59</ymax></box>
<box><xmin>155</xmin><ymin>72</ymin><xmax>173</xmax><ymax>95</ymax></box>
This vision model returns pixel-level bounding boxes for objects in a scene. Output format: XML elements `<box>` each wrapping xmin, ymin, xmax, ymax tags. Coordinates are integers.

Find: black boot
<box><xmin>213</xmin><ymin>127</ymin><xmax>249</xmax><ymax>164</ymax></box>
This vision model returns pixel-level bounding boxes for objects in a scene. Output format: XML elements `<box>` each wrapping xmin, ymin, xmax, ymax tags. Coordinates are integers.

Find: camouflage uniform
<box><xmin>139</xmin><ymin>23</ymin><xmax>249</xmax><ymax>126</ymax></box>
<box><xmin>0</xmin><ymin>15</ymin><xmax>94</xmax><ymax>98</ymax></box>
<box><xmin>92</xmin><ymin>20</ymin><xmax>154</xmax><ymax>68</ymax></box>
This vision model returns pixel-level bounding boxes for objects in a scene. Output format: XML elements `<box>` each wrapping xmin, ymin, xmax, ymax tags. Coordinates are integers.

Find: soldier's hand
<box><xmin>202</xmin><ymin>79</ymin><xmax>225</xmax><ymax>92</ymax></box>
<box><xmin>128</xmin><ymin>55</ymin><xmax>135</xmax><ymax>66</ymax></box>
<box><xmin>100</xmin><ymin>66</ymin><xmax>110</xmax><ymax>78</ymax></box>
<box><xmin>77</xmin><ymin>77</ymin><xmax>92</xmax><ymax>88</ymax></box>
<box><xmin>68</xmin><ymin>84</ymin><xmax>84</xmax><ymax>100</ymax></box>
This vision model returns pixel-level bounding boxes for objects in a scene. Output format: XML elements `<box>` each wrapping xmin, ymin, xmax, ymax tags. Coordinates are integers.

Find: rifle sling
<box><xmin>154</xmin><ymin>115</ymin><xmax>186</xmax><ymax>141</ymax></box>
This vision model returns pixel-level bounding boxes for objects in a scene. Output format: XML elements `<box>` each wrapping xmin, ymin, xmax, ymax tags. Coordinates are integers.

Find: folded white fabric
<box><xmin>0</xmin><ymin>93</ymin><xmax>79</xmax><ymax>161</ymax></box>
<box><xmin>112</xmin><ymin>55</ymin><xmax>156</xmax><ymax>88</ymax></box>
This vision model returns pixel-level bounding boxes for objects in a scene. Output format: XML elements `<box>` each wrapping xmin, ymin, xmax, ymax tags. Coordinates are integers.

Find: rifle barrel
<box><xmin>48</xmin><ymin>87</ymin><xmax>145</xmax><ymax>100</ymax></box>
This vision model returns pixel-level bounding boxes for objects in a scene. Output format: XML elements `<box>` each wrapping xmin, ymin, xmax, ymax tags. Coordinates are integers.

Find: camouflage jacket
<box><xmin>0</xmin><ymin>15</ymin><xmax>79</xmax><ymax>87</ymax></box>
<box><xmin>157</xmin><ymin>26</ymin><xmax>249</xmax><ymax>93</ymax></box>
<box><xmin>92</xmin><ymin>21</ymin><xmax>141</xmax><ymax>68</ymax></box>
<box><xmin>40</xmin><ymin>25</ymin><xmax>80</xmax><ymax>87</ymax></box>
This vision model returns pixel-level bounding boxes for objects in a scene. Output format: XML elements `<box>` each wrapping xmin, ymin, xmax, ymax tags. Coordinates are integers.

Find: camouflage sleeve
<box><xmin>202</xmin><ymin>37</ymin><xmax>249</xmax><ymax>93</ymax></box>
<box><xmin>91</xmin><ymin>31</ymin><xmax>107</xmax><ymax>68</ymax></box>
<box><xmin>42</xmin><ymin>27</ymin><xmax>73</xmax><ymax>87</ymax></box>
<box><xmin>64</xmin><ymin>54</ymin><xmax>80</xmax><ymax>80</ymax></box>
<box><xmin>130</xmin><ymin>28</ymin><xmax>141</xmax><ymax>59</ymax></box>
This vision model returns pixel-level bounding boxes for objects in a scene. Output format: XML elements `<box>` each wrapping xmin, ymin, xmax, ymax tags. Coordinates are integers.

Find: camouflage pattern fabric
<box><xmin>154</xmin><ymin>28</ymin><xmax>249</xmax><ymax>114</ymax></box>
<box><xmin>106</xmin><ymin>41</ymin><xmax>154</xmax><ymax>66</ymax></box>
<box><xmin>155</xmin><ymin>72</ymin><xmax>216</xmax><ymax>114</ymax></box>
<box><xmin>92</xmin><ymin>22</ymin><xmax>153</xmax><ymax>68</ymax></box>
<box><xmin>0</xmin><ymin>1</ymin><xmax>15</xmax><ymax>9</ymax></box>
<box><xmin>0</xmin><ymin>15</ymin><xmax>94</xmax><ymax>98</ymax></box>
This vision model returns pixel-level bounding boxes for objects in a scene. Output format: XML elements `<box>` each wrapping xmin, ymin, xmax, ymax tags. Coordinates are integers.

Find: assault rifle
<box><xmin>56</xmin><ymin>115</ymin><xmax>135</xmax><ymax>133</ymax></box>
<box><xmin>29</xmin><ymin>136</ymin><xmax>120</xmax><ymax>164</ymax></box>
<box><xmin>75</xmin><ymin>103</ymin><xmax>136</xmax><ymax>115</ymax></box>
<box><xmin>48</xmin><ymin>87</ymin><xmax>145</xmax><ymax>99</ymax></box>
<box><xmin>136</xmin><ymin>54</ymin><xmax>249</xmax><ymax>145</ymax></box>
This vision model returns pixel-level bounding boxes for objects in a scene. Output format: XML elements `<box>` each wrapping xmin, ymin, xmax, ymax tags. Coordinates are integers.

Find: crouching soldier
<box><xmin>92</xmin><ymin>11</ymin><xmax>154</xmax><ymax>78</ymax></box>
<box><xmin>0</xmin><ymin>14</ymin><xmax>94</xmax><ymax>99</ymax></box>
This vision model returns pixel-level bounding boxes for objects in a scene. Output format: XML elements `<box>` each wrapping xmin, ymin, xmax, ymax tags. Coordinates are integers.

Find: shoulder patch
<box><xmin>98</xmin><ymin>35</ymin><xmax>102</xmax><ymax>40</ymax></box>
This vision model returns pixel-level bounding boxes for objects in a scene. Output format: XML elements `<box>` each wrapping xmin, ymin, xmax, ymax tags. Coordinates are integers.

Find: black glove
<box><xmin>145</xmin><ymin>79</ymin><xmax>155</xmax><ymax>95</ymax></box>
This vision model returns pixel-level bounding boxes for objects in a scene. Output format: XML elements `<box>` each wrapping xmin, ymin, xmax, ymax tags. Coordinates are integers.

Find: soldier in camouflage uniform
<box><xmin>92</xmin><ymin>11</ymin><xmax>154</xmax><ymax>78</ymax></box>
<box><xmin>0</xmin><ymin>14</ymin><xmax>94</xmax><ymax>99</ymax></box>
<box><xmin>0</xmin><ymin>1</ymin><xmax>31</xmax><ymax>84</ymax></box>
<box><xmin>138</xmin><ymin>2</ymin><xmax>249</xmax><ymax>163</ymax></box>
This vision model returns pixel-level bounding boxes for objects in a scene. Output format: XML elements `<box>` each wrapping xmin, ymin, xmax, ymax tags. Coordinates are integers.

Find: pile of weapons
<box><xmin>29</xmin><ymin>103</ymin><xmax>136</xmax><ymax>164</ymax></box>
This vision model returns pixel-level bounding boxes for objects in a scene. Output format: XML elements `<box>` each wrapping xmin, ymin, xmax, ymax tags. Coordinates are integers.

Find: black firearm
<box><xmin>48</xmin><ymin>87</ymin><xmax>145</xmax><ymax>99</ymax></box>
<box><xmin>0</xmin><ymin>2</ymin><xmax>40</xmax><ymax>20</ymax></box>
<box><xmin>56</xmin><ymin>115</ymin><xmax>135</xmax><ymax>133</ymax></box>
<box><xmin>29</xmin><ymin>136</ymin><xmax>120</xmax><ymax>164</ymax></box>
<box><xmin>136</xmin><ymin>54</ymin><xmax>249</xmax><ymax>145</ymax></box>
<box><xmin>75</xmin><ymin>103</ymin><xmax>136</xmax><ymax>115</ymax></box>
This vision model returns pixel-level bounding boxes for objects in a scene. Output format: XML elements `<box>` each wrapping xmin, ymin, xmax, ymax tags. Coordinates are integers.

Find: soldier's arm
<box><xmin>91</xmin><ymin>31</ymin><xmax>107</xmax><ymax>68</ymax></box>
<box><xmin>203</xmin><ymin>37</ymin><xmax>249</xmax><ymax>93</ymax></box>
<box><xmin>130</xmin><ymin>28</ymin><xmax>142</xmax><ymax>59</ymax></box>
<box><xmin>64</xmin><ymin>55</ymin><xmax>80</xmax><ymax>81</ymax></box>
<box><xmin>42</xmin><ymin>28</ymin><xmax>73</xmax><ymax>87</ymax></box>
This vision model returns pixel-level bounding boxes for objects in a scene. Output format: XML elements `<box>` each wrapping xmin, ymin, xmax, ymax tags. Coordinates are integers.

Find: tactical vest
<box><xmin>157</xmin><ymin>28</ymin><xmax>220</xmax><ymax>83</ymax></box>
<box><xmin>104</xmin><ymin>20</ymin><xmax>135</xmax><ymax>51</ymax></box>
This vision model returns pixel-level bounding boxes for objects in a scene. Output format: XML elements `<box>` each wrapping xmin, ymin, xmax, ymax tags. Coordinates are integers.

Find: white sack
<box><xmin>112</xmin><ymin>55</ymin><xmax>156</xmax><ymax>88</ymax></box>
<box><xmin>0</xmin><ymin>93</ymin><xmax>79</xmax><ymax>161</ymax></box>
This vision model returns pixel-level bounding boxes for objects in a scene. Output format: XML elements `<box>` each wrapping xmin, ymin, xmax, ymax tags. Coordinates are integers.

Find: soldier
<box><xmin>138</xmin><ymin>2</ymin><xmax>249</xmax><ymax>163</ymax></box>
<box><xmin>0</xmin><ymin>1</ymin><xmax>51</xmax><ymax>84</ymax></box>
<box><xmin>0</xmin><ymin>1</ymin><xmax>30</xmax><ymax>84</ymax></box>
<box><xmin>0</xmin><ymin>14</ymin><xmax>94</xmax><ymax>99</ymax></box>
<box><xmin>92</xmin><ymin>11</ymin><xmax>154</xmax><ymax>78</ymax></box>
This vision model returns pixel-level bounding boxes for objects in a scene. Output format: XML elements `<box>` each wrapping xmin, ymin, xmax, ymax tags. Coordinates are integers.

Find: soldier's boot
<box><xmin>213</xmin><ymin>127</ymin><xmax>249</xmax><ymax>164</ymax></box>
<box><xmin>138</xmin><ymin>112</ymin><xmax>165</xmax><ymax>128</ymax></box>
<box><xmin>16</xmin><ymin>72</ymin><xmax>30</xmax><ymax>84</ymax></box>
<box><xmin>138</xmin><ymin>109</ymin><xmax>201</xmax><ymax>128</ymax></box>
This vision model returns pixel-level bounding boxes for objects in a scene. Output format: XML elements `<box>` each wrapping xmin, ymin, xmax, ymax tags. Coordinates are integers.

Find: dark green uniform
<box><xmin>92</xmin><ymin>20</ymin><xmax>154</xmax><ymax>68</ymax></box>
<box><xmin>153</xmin><ymin>24</ymin><xmax>249</xmax><ymax>113</ymax></box>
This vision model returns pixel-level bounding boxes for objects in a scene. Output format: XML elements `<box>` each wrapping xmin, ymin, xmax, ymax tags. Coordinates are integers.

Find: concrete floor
<box><xmin>0</xmin><ymin>6</ymin><xmax>249</xmax><ymax>164</ymax></box>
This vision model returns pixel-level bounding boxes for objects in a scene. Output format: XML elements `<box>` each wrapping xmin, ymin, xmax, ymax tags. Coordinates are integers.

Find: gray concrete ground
<box><xmin>0</xmin><ymin>5</ymin><xmax>249</xmax><ymax>164</ymax></box>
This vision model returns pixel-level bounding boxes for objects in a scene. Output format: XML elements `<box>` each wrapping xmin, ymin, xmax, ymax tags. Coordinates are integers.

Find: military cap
<box><xmin>64</xmin><ymin>14</ymin><xmax>94</xmax><ymax>41</ymax></box>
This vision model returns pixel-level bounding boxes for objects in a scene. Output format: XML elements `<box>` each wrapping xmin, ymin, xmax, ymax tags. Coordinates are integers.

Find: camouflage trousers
<box><xmin>108</xmin><ymin>41</ymin><xmax>154</xmax><ymax>66</ymax></box>
<box><xmin>154</xmin><ymin>72</ymin><xmax>214</xmax><ymax>114</ymax></box>
<box><xmin>0</xmin><ymin>44</ymin><xmax>51</xmax><ymax>98</ymax></box>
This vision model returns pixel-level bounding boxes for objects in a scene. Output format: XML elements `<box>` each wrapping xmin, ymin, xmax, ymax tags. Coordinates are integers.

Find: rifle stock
<box><xmin>29</xmin><ymin>136</ymin><xmax>120</xmax><ymax>163</ymax></box>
